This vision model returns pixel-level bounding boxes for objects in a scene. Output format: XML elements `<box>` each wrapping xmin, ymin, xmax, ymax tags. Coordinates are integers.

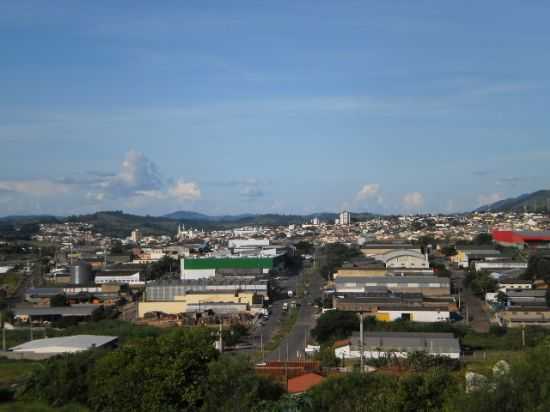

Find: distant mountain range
<box><xmin>0</xmin><ymin>210</ymin><xmax>375</xmax><ymax>239</ymax></box>
<box><xmin>476</xmin><ymin>190</ymin><xmax>550</xmax><ymax>213</ymax></box>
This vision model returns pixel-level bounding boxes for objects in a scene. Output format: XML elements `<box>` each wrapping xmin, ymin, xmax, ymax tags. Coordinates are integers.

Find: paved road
<box><xmin>264</xmin><ymin>267</ymin><xmax>324</xmax><ymax>361</ymax></box>
<box><xmin>451</xmin><ymin>270</ymin><xmax>491</xmax><ymax>333</ymax></box>
<box><xmin>247</xmin><ymin>271</ymin><xmax>304</xmax><ymax>357</ymax></box>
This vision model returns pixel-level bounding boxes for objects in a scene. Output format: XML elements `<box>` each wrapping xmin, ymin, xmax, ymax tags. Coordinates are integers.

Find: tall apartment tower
<box><xmin>339</xmin><ymin>210</ymin><xmax>351</xmax><ymax>225</ymax></box>
<box><xmin>131</xmin><ymin>228</ymin><xmax>142</xmax><ymax>243</ymax></box>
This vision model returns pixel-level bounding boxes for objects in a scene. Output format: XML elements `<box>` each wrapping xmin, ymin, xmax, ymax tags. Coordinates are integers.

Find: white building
<box><xmin>339</xmin><ymin>211</ymin><xmax>351</xmax><ymax>226</ymax></box>
<box><xmin>10</xmin><ymin>335</ymin><xmax>118</xmax><ymax>355</ymax></box>
<box><xmin>95</xmin><ymin>271</ymin><xmax>144</xmax><ymax>285</ymax></box>
<box><xmin>130</xmin><ymin>229</ymin><xmax>142</xmax><ymax>243</ymax></box>
<box><xmin>228</xmin><ymin>239</ymin><xmax>270</xmax><ymax>249</ymax></box>
<box><xmin>473</xmin><ymin>261</ymin><xmax>528</xmax><ymax>272</ymax></box>
<box><xmin>377</xmin><ymin>250</ymin><xmax>430</xmax><ymax>269</ymax></box>
<box><xmin>334</xmin><ymin>332</ymin><xmax>460</xmax><ymax>360</ymax></box>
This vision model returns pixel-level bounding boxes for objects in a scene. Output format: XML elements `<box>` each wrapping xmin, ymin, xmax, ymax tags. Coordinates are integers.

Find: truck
<box><xmin>282</xmin><ymin>302</ymin><xmax>289</xmax><ymax>312</ymax></box>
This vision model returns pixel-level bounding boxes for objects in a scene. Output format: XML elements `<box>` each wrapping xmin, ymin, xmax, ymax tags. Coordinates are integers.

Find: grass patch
<box><xmin>4</xmin><ymin>319</ymin><xmax>166</xmax><ymax>349</ymax></box>
<box><xmin>0</xmin><ymin>272</ymin><xmax>23</xmax><ymax>295</ymax></box>
<box><xmin>0</xmin><ymin>358</ymin><xmax>41</xmax><ymax>387</ymax></box>
<box><xmin>461</xmin><ymin>327</ymin><xmax>550</xmax><ymax>351</ymax></box>
<box><xmin>464</xmin><ymin>350</ymin><xmax>526</xmax><ymax>376</ymax></box>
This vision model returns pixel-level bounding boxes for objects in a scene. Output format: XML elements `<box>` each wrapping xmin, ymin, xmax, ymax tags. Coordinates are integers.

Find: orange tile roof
<box><xmin>333</xmin><ymin>339</ymin><xmax>351</xmax><ymax>348</ymax></box>
<box><xmin>287</xmin><ymin>373</ymin><xmax>325</xmax><ymax>394</ymax></box>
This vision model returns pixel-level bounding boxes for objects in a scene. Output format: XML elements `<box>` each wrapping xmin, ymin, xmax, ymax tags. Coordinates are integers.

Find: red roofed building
<box><xmin>492</xmin><ymin>230</ymin><xmax>550</xmax><ymax>249</ymax></box>
<box><xmin>287</xmin><ymin>372</ymin><xmax>325</xmax><ymax>394</ymax></box>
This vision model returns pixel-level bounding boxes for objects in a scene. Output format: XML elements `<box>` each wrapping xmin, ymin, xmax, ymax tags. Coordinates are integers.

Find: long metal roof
<box><xmin>10</xmin><ymin>335</ymin><xmax>118</xmax><ymax>352</ymax></box>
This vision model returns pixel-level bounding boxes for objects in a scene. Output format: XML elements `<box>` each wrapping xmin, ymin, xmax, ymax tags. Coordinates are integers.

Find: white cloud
<box><xmin>168</xmin><ymin>180</ymin><xmax>201</xmax><ymax>201</ymax></box>
<box><xmin>0</xmin><ymin>179</ymin><xmax>70</xmax><ymax>196</ymax></box>
<box><xmin>97</xmin><ymin>150</ymin><xmax>163</xmax><ymax>198</ymax></box>
<box><xmin>0</xmin><ymin>150</ymin><xmax>200</xmax><ymax>214</ymax></box>
<box><xmin>356</xmin><ymin>183</ymin><xmax>382</xmax><ymax>203</ymax></box>
<box><xmin>402</xmin><ymin>192</ymin><xmax>425</xmax><ymax>209</ymax></box>
<box><xmin>478</xmin><ymin>192</ymin><xmax>504</xmax><ymax>207</ymax></box>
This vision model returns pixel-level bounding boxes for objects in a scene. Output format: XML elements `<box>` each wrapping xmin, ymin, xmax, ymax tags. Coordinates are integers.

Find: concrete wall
<box><xmin>181</xmin><ymin>269</ymin><xmax>216</xmax><ymax>280</ymax></box>
<box><xmin>334</xmin><ymin>269</ymin><xmax>386</xmax><ymax>278</ymax></box>
<box><xmin>376</xmin><ymin>310</ymin><xmax>450</xmax><ymax>322</ymax></box>
<box><xmin>386</xmin><ymin>255</ymin><xmax>429</xmax><ymax>269</ymax></box>
<box><xmin>334</xmin><ymin>346</ymin><xmax>459</xmax><ymax>360</ymax></box>
<box><xmin>178</xmin><ymin>292</ymin><xmax>256</xmax><ymax>306</ymax></box>
<box><xmin>138</xmin><ymin>301</ymin><xmax>187</xmax><ymax>317</ymax></box>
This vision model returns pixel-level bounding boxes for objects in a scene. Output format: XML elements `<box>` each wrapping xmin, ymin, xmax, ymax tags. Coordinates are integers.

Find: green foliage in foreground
<box><xmin>0</xmin><ymin>401</ymin><xmax>89</xmax><ymax>412</ymax></box>
<box><xmin>446</xmin><ymin>338</ymin><xmax>550</xmax><ymax>412</ymax></box>
<box><xmin>21</xmin><ymin>328</ymin><xmax>283</xmax><ymax>412</ymax></box>
<box><xmin>263</xmin><ymin>338</ymin><xmax>550</xmax><ymax>412</ymax></box>
<box><xmin>261</xmin><ymin>368</ymin><xmax>458</xmax><ymax>412</ymax></box>
<box><xmin>17</xmin><ymin>320</ymin><xmax>550</xmax><ymax>412</ymax></box>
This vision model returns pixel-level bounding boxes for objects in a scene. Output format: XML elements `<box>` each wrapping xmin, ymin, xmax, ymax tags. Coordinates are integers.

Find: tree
<box><xmin>311</xmin><ymin>311</ymin><xmax>358</xmax><ymax>344</ymax></box>
<box><xmin>202</xmin><ymin>354</ymin><xmax>283</xmax><ymax>412</ymax></box>
<box><xmin>145</xmin><ymin>256</ymin><xmax>179</xmax><ymax>281</ymax></box>
<box><xmin>473</xmin><ymin>233</ymin><xmax>493</xmax><ymax>245</ymax></box>
<box><xmin>23</xmin><ymin>349</ymin><xmax>105</xmax><ymax>407</ymax></box>
<box><xmin>88</xmin><ymin>328</ymin><xmax>218</xmax><ymax>412</ymax></box>
<box><xmin>295</xmin><ymin>241</ymin><xmax>314</xmax><ymax>256</ymax></box>
<box><xmin>50</xmin><ymin>294</ymin><xmax>68</xmax><ymax>307</ymax></box>
<box><xmin>447</xmin><ymin>338</ymin><xmax>550</xmax><ymax>412</ymax></box>
<box><xmin>396</xmin><ymin>368</ymin><xmax>457</xmax><ymax>412</ymax></box>
<box><xmin>524</xmin><ymin>254</ymin><xmax>550</xmax><ymax>282</ymax></box>
<box><xmin>465</xmin><ymin>270</ymin><xmax>497</xmax><ymax>297</ymax></box>
<box><xmin>441</xmin><ymin>245</ymin><xmax>458</xmax><ymax>257</ymax></box>
<box><xmin>316</xmin><ymin>243</ymin><xmax>362</xmax><ymax>280</ymax></box>
<box><xmin>316</xmin><ymin>344</ymin><xmax>339</xmax><ymax>367</ymax></box>
<box><xmin>306</xmin><ymin>372</ymin><xmax>398</xmax><ymax>412</ymax></box>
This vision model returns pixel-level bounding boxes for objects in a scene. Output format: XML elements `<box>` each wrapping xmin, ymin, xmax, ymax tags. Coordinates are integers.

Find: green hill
<box><xmin>476</xmin><ymin>190</ymin><xmax>550</xmax><ymax>213</ymax></box>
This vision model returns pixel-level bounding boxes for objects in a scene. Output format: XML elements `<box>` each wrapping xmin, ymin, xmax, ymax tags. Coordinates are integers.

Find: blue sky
<box><xmin>1</xmin><ymin>1</ymin><xmax>549</xmax><ymax>216</ymax></box>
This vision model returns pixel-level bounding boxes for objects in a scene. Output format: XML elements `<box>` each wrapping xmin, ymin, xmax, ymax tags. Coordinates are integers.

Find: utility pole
<box><xmin>260</xmin><ymin>333</ymin><xmax>264</xmax><ymax>361</ymax></box>
<box><xmin>285</xmin><ymin>341</ymin><xmax>289</xmax><ymax>391</ymax></box>
<box><xmin>359</xmin><ymin>312</ymin><xmax>364</xmax><ymax>372</ymax></box>
<box><xmin>304</xmin><ymin>328</ymin><xmax>308</xmax><ymax>359</ymax></box>
<box><xmin>219</xmin><ymin>319</ymin><xmax>223</xmax><ymax>353</ymax></box>
<box><xmin>1</xmin><ymin>312</ymin><xmax>6</xmax><ymax>352</ymax></box>
<box><xmin>522</xmin><ymin>323</ymin><xmax>526</xmax><ymax>348</ymax></box>
<box><xmin>30</xmin><ymin>316</ymin><xmax>33</xmax><ymax>341</ymax></box>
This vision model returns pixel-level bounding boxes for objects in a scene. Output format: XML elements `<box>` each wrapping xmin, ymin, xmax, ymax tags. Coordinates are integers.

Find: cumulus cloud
<box><xmin>478</xmin><ymin>192</ymin><xmax>504</xmax><ymax>206</ymax></box>
<box><xmin>356</xmin><ymin>183</ymin><xmax>382</xmax><ymax>203</ymax></box>
<box><xmin>0</xmin><ymin>150</ymin><xmax>200</xmax><ymax>213</ymax></box>
<box><xmin>402</xmin><ymin>192</ymin><xmax>425</xmax><ymax>209</ymax></box>
<box><xmin>168</xmin><ymin>179</ymin><xmax>201</xmax><ymax>201</ymax></box>
<box><xmin>96</xmin><ymin>150</ymin><xmax>163</xmax><ymax>198</ymax></box>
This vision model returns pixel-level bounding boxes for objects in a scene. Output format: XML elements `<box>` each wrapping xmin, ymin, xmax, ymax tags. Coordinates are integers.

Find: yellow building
<box><xmin>177</xmin><ymin>291</ymin><xmax>256</xmax><ymax>306</ymax></box>
<box><xmin>333</xmin><ymin>268</ymin><xmax>386</xmax><ymax>278</ymax></box>
<box><xmin>138</xmin><ymin>301</ymin><xmax>187</xmax><ymax>318</ymax></box>
<box><xmin>137</xmin><ymin>291</ymin><xmax>257</xmax><ymax>318</ymax></box>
